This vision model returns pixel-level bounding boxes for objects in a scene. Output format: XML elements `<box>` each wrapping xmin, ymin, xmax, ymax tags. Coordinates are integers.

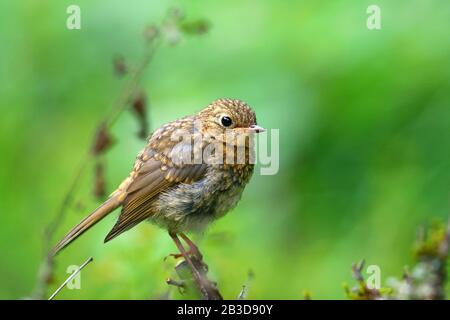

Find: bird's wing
<box><xmin>104</xmin><ymin>119</ymin><xmax>207</xmax><ymax>242</ymax></box>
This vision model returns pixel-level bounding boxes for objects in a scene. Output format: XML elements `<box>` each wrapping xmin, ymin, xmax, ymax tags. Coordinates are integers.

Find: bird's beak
<box><xmin>248</xmin><ymin>124</ymin><xmax>266</xmax><ymax>133</ymax></box>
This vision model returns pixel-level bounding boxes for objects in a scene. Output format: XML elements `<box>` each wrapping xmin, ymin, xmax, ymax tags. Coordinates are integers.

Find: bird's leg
<box><xmin>179</xmin><ymin>232</ymin><xmax>203</xmax><ymax>261</ymax></box>
<box><xmin>169</xmin><ymin>232</ymin><xmax>205</xmax><ymax>285</ymax></box>
<box><xmin>167</xmin><ymin>232</ymin><xmax>186</xmax><ymax>259</ymax></box>
<box><xmin>166</xmin><ymin>233</ymin><xmax>203</xmax><ymax>261</ymax></box>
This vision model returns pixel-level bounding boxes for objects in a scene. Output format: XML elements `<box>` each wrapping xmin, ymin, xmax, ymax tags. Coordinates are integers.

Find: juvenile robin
<box><xmin>53</xmin><ymin>98</ymin><xmax>264</xmax><ymax>261</ymax></box>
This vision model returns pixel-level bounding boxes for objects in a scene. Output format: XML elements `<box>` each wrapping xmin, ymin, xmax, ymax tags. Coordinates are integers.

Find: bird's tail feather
<box><xmin>52</xmin><ymin>196</ymin><xmax>121</xmax><ymax>256</ymax></box>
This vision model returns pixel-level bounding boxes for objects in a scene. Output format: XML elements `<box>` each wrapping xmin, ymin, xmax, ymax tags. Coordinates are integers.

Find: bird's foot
<box><xmin>166</xmin><ymin>246</ymin><xmax>203</xmax><ymax>261</ymax></box>
<box><xmin>166</xmin><ymin>252</ymin><xmax>183</xmax><ymax>260</ymax></box>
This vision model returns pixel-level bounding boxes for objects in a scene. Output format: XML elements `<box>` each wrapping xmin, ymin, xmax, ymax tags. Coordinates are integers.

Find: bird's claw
<box><xmin>165</xmin><ymin>248</ymin><xmax>203</xmax><ymax>261</ymax></box>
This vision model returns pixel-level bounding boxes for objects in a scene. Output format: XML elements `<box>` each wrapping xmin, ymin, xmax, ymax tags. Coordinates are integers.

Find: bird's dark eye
<box><xmin>220</xmin><ymin>116</ymin><xmax>233</xmax><ymax>127</ymax></box>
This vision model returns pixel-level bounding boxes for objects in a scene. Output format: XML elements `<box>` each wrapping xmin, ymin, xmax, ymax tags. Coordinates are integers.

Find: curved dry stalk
<box><xmin>31</xmin><ymin>28</ymin><xmax>160</xmax><ymax>301</ymax></box>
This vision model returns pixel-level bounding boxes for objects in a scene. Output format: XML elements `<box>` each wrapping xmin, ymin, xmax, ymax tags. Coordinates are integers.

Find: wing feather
<box><xmin>104</xmin><ymin>144</ymin><xmax>207</xmax><ymax>242</ymax></box>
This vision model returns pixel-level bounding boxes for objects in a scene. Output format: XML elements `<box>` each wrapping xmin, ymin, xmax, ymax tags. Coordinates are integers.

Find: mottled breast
<box><xmin>152</xmin><ymin>163</ymin><xmax>254</xmax><ymax>233</ymax></box>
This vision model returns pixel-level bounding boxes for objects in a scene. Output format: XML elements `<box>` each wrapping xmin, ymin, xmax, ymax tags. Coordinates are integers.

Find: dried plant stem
<box><xmin>32</xmin><ymin>154</ymin><xmax>90</xmax><ymax>299</ymax></box>
<box><xmin>32</xmin><ymin>37</ymin><xmax>160</xmax><ymax>300</ymax></box>
<box><xmin>106</xmin><ymin>40</ymin><xmax>160</xmax><ymax>128</ymax></box>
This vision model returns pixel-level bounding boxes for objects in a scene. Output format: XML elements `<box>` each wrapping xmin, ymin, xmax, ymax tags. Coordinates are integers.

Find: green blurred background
<box><xmin>0</xmin><ymin>0</ymin><xmax>449</xmax><ymax>299</ymax></box>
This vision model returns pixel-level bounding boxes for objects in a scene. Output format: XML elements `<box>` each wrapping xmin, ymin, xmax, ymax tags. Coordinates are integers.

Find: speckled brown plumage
<box><xmin>53</xmin><ymin>98</ymin><xmax>264</xmax><ymax>256</ymax></box>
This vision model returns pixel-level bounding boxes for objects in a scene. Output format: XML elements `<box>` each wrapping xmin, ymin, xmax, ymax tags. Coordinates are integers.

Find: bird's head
<box><xmin>197</xmin><ymin>98</ymin><xmax>265</xmax><ymax>143</ymax></box>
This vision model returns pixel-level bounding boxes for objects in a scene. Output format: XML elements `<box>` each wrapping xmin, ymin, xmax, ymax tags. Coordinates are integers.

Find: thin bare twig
<box><xmin>237</xmin><ymin>270</ymin><xmax>254</xmax><ymax>300</ymax></box>
<box><xmin>48</xmin><ymin>257</ymin><xmax>94</xmax><ymax>300</ymax></box>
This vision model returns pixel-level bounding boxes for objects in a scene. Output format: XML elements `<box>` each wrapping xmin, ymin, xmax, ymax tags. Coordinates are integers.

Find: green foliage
<box><xmin>415</xmin><ymin>221</ymin><xmax>449</xmax><ymax>259</ymax></box>
<box><xmin>347</xmin><ymin>221</ymin><xmax>449</xmax><ymax>300</ymax></box>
